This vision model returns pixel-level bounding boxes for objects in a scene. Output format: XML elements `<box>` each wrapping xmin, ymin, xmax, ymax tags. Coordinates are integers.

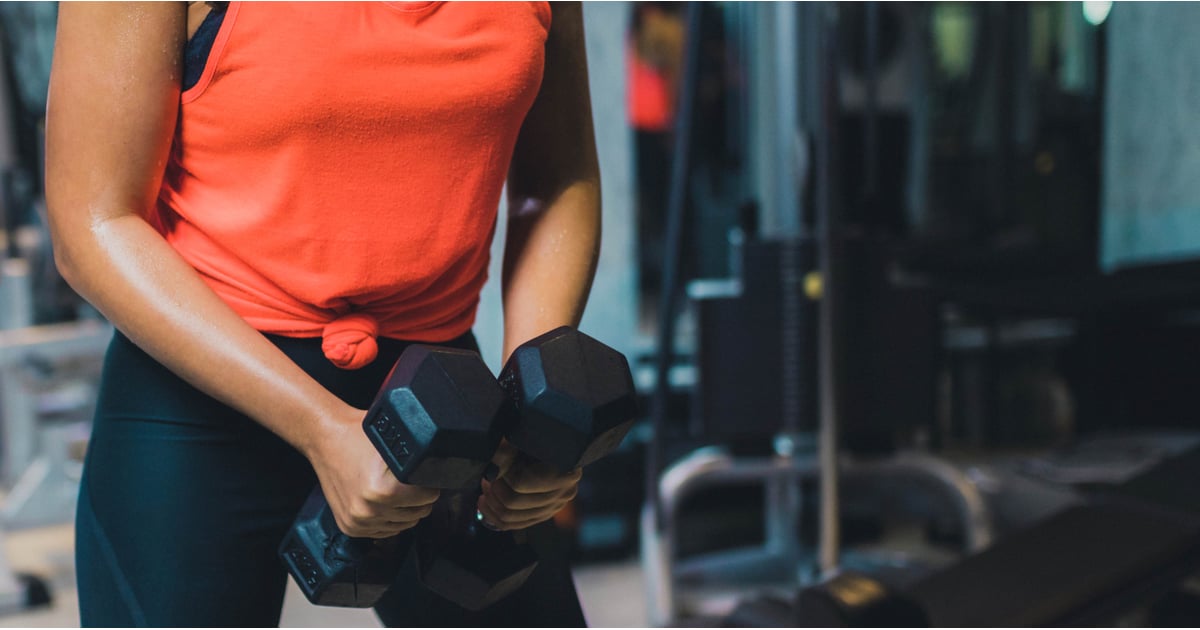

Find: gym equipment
<box><xmin>278</xmin><ymin>344</ymin><xmax>507</xmax><ymax>608</ymax></box>
<box><xmin>0</xmin><ymin>317</ymin><xmax>109</xmax><ymax>528</ymax></box>
<box><xmin>730</xmin><ymin>443</ymin><xmax>1200</xmax><ymax>627</ymax></box>
<box><xmin>724</xmin><ymin>571</ymin><xmax>928</xmax><ymax>627</ymax></box>
<box><xmin>412</xmin><ymin>493</ymin><xmax>540</xmax><ymax>613</ymax></box>
<box><xmin>641</xmin><ymin>447</ymin><xmax>993</xmax><ymax>625</ymax></box>
<box><xmin>0</xmin><ymin>534</ymin><xmax>51</xmax><ymax>615</ymax></box>
<box><xmin>793</xmin><ymin>572</ymin><xmax>926</xmax><ymax>627</ymax></box>
<box><xmin>416</xmin><ymin>326</ymin><xmax>638</xmax><ymax>611</ymax></box>
<box><xmin>0</xmin><ymin>260</ymin><xmax>108</xmax><ymax>615</ymax></box>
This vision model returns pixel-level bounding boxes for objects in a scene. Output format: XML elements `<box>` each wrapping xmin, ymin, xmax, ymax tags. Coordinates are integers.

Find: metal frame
<box><xmin>0</xmin><ymin>320</ymin><xmax>111</xmax><ymax>480</ymax></box>
<box><xmin>640</xmin><ymin>447</ymin><xmax>995</xmax><ymax>626</ymax></box>
<box><xmin>0</xmin><ymin>318</ymin><xmax>110</xmax><ymax>529</ymax></box>
<box><xmin>1</xmin><ymin>258</ymin><xmax>110</xmax><ymax>528</ymax></box>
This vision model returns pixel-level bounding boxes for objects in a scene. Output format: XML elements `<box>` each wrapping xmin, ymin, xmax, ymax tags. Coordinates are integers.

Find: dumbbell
<box><xmin>415</xmin><ymin>326</ymin><xmax>638</xmax><ymax>610</ymax></box>
<box><xmin>278</xmin><ymin>344</ymin><xmax>507</xmax><ymax>607</ymax></box>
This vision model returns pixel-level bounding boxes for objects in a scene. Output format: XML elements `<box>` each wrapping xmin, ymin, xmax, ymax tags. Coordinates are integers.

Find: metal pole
<box><xmin>647</xmin><ymin>2</ymin><xmax>704</xmax><ymax>525</ymax></box>
<box><xmin>864</xmin><ymin>2</ymin><xmax>880</xmax><ymax>198</ymax></box>
<box><xmin>815</xmin><ymin>2</ymin><xmax>842</xmax><ymax>578</ymax></box>
<box><xmin>0</xmin><ymin>257</ymin><xmax>32</xmax><ymax>330</ymax></box>
<box><xmin>775</xmin><ymin>0</ymin><xmax>807</xmax><ymax>560</ymax></box>
<box><xmin>0</xmin><ymin>30</ymin><xmax>16</xmax><ymax>257</ymax></box>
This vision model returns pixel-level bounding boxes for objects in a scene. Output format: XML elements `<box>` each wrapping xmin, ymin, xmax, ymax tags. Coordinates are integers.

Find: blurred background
<box><xmin>5</xmin><ymin>1</ymin><xmax>1200</xmax><ymax>626</ymax></box>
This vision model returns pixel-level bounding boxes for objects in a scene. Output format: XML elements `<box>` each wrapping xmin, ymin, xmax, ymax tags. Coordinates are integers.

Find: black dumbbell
<box><xmin>415</xmin><ymin>326</ymin><xmax>638</xmax><ymax>610</ymax></box>
<box><xmin>278</xmin><ymin>344</ymin><xmax>507</xmax><ymax>607</ymax></box>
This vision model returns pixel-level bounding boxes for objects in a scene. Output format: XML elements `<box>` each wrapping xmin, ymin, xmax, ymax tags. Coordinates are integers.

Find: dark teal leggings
<box><xmin>75</xmin><ymin>332</ymin><xmax>587</xmax><ymax>627</ymax></box>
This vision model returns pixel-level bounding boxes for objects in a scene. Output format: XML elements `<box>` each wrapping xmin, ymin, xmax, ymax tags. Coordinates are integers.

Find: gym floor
<box><xmin>0</xmin><ymin>523</ymin><xmax>649</xmax><ymax>628</ymax></box>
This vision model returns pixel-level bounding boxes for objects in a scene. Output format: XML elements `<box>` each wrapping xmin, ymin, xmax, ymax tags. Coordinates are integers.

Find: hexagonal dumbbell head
<box><xmin>500</xmin><ymin>327</ymin><xmax>638</xmax><ymax>472</ymax></box>
<box><xmin>363</xmin><ymin>345</ymin><xmax>507</xmax><ymax>489</ymax></box>
<box><xmin>415</xmin><ymin>497</ymin><xmax>539</xmax><ymax>611</ymax></box>
<box><xmin>279</xmin><ymin>488</ymin><xmax>410</xmax><ymax>607</ymax></box>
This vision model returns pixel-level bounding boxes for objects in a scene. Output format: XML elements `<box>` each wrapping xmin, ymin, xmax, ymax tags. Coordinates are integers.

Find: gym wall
<box><xmin>1101</xmin><ymin>2</ymin><xmax>1200</xmax><ymax>271</ymax></box>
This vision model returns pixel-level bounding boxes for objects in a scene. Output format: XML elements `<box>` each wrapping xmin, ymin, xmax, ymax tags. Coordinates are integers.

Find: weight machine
<box><xmin>638</xmin><ymin>3</ymin><xmax>999</xmax><ymax>624</ymax></box>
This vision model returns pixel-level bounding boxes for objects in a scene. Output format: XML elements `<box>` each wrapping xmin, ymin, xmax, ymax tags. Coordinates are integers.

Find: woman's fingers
<box><xmin>504</xmin><ymin>458</ymin><xmax>583</xmax><ymax>494</ymax></box>
<box><xmin>477</xmin><ymin>475</ymin><xmax>578</xmax><ymax>531</ymax></box>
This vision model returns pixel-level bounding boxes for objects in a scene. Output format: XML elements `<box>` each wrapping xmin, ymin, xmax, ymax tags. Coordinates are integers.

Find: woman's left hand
<box><xmin>476</xmin><ymin>442</ymin><xmax>581</xmax><ymax>531</ymax></box>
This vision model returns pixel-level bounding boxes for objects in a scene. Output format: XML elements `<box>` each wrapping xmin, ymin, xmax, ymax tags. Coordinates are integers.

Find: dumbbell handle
<box><xmin>473</xmin><ymin>453</ymin><xmax>577</xmax><ymax>525</ymax></box>
<box><xmin>317</xmin><ymin>493</ymin><xmax>376</xmax><ymax>564</ymax></box>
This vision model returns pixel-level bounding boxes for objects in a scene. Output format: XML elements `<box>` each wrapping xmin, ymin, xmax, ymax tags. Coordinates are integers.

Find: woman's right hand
<box><xmin>306</xmin><ymin>405</ymin><xmax>440</xmax><ymax>539</ymax></box>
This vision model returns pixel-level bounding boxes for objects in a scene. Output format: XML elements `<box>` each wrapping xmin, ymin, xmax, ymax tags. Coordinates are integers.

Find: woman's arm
<box><xmin>46</xmin><ymin>2</ymin><xmax>433</xmax><ymax>538</ymax></box>
<box><xmin>478</xmin><ymin>2</ymin><xmax>601</xmax><ymax>531</ymax></box>
<box><xmin>501</xmin><ymin>1</ymin><xmax>601</xmax><ymax>360</ymax></box>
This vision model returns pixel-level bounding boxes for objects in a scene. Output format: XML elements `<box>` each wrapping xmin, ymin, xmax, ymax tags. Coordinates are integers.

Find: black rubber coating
<box><xmin>280</xmin><ymin>344</ymin><xmax>506</xmax><ymax>608</ymax></box>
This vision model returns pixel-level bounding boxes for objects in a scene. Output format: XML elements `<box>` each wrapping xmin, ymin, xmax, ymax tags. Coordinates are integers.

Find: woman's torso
<box><xmin>160</xmin><ymin>2</ymin><xmax>551</xmax><ymax>361</ymax></box>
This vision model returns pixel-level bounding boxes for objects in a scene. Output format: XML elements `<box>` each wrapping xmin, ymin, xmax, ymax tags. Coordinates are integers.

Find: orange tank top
<box><xmin>157</xmin><ymin>1</ymin><xmax>551</xmax><ymax>369</ymax></box>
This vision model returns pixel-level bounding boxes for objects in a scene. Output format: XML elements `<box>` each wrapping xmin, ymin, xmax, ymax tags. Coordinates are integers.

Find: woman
<box><xmin>45</xmin><ymin>1</ymin><xmax>600</xmax><ymax>626</ymax></box>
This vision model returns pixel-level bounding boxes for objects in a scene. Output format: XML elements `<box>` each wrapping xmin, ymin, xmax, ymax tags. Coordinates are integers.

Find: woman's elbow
<box><xmin>44</xmin><ymin>201</ymin><xmax>93</xmax><ymax>292</ymax></box>
<box><xmin>50</xmin><ymin>234</ymin><xmax>84</xmax><ymax>291</ymax></box>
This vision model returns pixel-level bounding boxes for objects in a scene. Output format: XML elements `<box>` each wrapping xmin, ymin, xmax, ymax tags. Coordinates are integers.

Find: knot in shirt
<box><xmin>322</xmin><ymin>312</ymin><xmax>380</xmax><ymax>370</ymax></box>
